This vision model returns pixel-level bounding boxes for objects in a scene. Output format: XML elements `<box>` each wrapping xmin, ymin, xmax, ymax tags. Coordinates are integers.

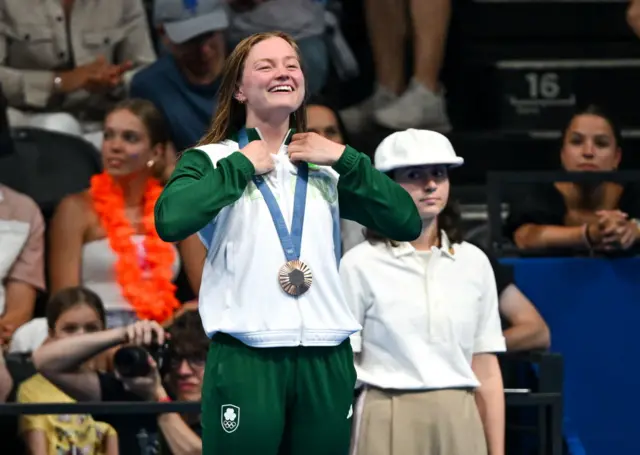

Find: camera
<box><xmin>113</xmin><ymin>340</ymin><xmax>169</xmax><ymax>378</ymax></box>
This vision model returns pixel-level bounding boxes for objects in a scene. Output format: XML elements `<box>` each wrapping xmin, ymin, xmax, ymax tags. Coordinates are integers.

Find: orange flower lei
<box><xmin>90</xmin><ymin>172</ymin><xmax>179</xmax><ymax>323</ymax></box>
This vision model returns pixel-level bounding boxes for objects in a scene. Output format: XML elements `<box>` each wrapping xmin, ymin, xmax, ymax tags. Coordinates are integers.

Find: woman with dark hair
<box><xmin>154</xmin><ymin>31</ymin><xmax>421</xmax><ymax>455</ymax></box>
<box><xmin>305</xmin><ymin>97</ymin><xmax>372</xmax><ymax>254</ymax></box>
<box><xmin>47</xmin><ymin>99</ymin><xmax>203</xmax><ymax>329</ymax></box>
<box><xmin>506</xmin><ymin>104</ymin><xmax>640</xmax><ymax>253</ymax></box>
<box><xmin>305</xmin><ymin>96</ymin><xmax>349</xmax><ymax>145</ymax></box>
<box><xmin>17</xmin><ymin>287</ymin><xmax>118</xmax><ymax>455</ymax></box>
<box><xmin>341</xmin><ymin>129</ymin><xmax>506</xmax><ymax>455</ymax></box>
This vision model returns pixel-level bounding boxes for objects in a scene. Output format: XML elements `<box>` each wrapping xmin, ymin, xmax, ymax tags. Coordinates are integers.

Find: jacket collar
<box><xmin>229</xmin><ymin>127</ymin><xmax>295</xmax><ymax>146</ymax></box>
<box><xmin>390</xmin><ymin>230</ymin><xmax>456</xmax><ymax>260</ymax></box>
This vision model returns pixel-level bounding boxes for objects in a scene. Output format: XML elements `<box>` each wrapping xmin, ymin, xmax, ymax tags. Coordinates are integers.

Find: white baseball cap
<box><xmin>374</xmin><ymin>129</ymin><xmax>464</xmax><ymax>172</ymax></box>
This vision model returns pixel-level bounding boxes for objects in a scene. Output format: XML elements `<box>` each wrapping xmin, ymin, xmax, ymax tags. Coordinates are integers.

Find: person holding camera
<box><xmin>32</xmin><ymin>312</ymin><xmax>206</xmax><ymax>455</ymax></box>
<box><xmin>18</xmin><ymin>287</ymin><xmax>118</xmax><ymax>455</ymax></box>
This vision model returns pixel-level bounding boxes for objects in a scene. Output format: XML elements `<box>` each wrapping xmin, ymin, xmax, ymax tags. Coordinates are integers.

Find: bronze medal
<box><xmin>278</xmin><ymin>260</ymin><xmax>313</xmax><ymax>296</ymax></box>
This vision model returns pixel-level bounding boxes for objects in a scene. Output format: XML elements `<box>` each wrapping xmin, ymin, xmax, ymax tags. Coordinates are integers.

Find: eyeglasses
<box><xmin>170</xmin><ymin>355</ymin><xmax>206</xmax><ymax>371</ymax></box>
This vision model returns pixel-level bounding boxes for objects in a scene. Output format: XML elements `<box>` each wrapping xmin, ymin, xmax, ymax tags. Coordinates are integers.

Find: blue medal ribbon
<box><xmin>238</xmin><ymin>128</ymin><xmax>309</xmax><ymax>263</ymax></box>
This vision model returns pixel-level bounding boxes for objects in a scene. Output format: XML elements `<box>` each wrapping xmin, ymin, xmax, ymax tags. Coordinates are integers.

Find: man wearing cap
<box><xmin>130</xmin><ymin>0</ymin><xmax>228</xmax><ymax>152</ymax></box>
<box><xmin>341</xmin><ymin>129</ymin><xmax>505</xmax><ymax>455</ymax></box>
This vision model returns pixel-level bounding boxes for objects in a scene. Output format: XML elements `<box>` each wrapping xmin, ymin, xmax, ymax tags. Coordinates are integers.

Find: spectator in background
<box><xmin>45</xmin><ymin>99</ymin><xmax>204</xmax><ymax>330</ymax></box>
<box><xmin>341</xmin><ymin>130</ymin><xmax>504</xmax><ymax>455</ymax></box>
<box><xmin>33</xmin><ymin>314</ymin><xmax>207</xmax><ymax>455</ymax></box>
<box><xmin>152</xmin><ymin>310</ymin><xmax>206</xmax><ymax>455</ymax></box>
<box><xmin>226</xmin><ymin>0</ymin><xmax>330</xmax><ymax>95</ymax></box>
<box><xmin>33</xmin><ymin>320</ymin><xmax>164</xmax><ymax>454</ymax></box>
<box><xmin>341</xmin><ymin>0</ymin><xmax>451</xmax><ymax>133</ymax></box>
<box><xmin>0</xmin><ymin>184</ymin><xmax>44</xmax><ymax>349</ymax></box>
<box><xmin>18</xmin><ymin>287</ymin><xmax>118</xmax><ymax>455</ymax></box>
<box><xmin>488</xmin><ymin>256</ymin><xmax>550</xmax><ymax>352</ymax></box>
<box><xmin>506</xmin><ymin>105</ymin><xmax>640</xmax><ymax>254</ymax></box>
<box><xmin>628</xmin><ymin>0</ymin><xmax>640</xmax><ymax>38</ymax></box>
<box><xmin>0</xmin><ymin>0</ymin><xmax>156</xmax><ymax>149</ymax></box>
<box><xmin>130</xmin><ymin>0</ymin><xmax>228</xmax><ymax>152</ymax></box>
<box><xmin>305</xmin><ymin>97</ymin><xmax>367</xmax><ymax>254</ymax></box>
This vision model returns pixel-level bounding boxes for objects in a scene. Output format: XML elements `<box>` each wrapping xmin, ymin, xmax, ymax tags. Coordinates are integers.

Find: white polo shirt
<box><xmin>339</xmin><ymin>233</ymin><xmax>506</xmax><ymax>390</ymax></box>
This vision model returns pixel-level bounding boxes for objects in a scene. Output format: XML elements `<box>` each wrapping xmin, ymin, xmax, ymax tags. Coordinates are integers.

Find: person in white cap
<box><xmin>341</xmin><ymin>129</ymin><xmax>506</xmax><ymax>455</ymax></box>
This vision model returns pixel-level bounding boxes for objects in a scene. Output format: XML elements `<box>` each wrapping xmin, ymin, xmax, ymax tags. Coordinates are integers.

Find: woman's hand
<box><xmin>596</xmin><ymin>210</ymin><xmax>638</xmax><ymax>250</ymax></box>
<box><xmin>240</xmin><ymin>140</ymin><xmax>274</xmax><ymax>175</ymax></box>
<box><xmin>116</xmin><ymin>356</ymin><xmax>166</xmax><ymax>401</ymax></box>
<box><xmin>288</xmin><ymin>133</ymin><xmax>346</xmax><ymax>166</ymax></box>
<box><xmin>122</xmin><ymin>320</ymin><xmax>166</xmax><ymax>346</ymax></box>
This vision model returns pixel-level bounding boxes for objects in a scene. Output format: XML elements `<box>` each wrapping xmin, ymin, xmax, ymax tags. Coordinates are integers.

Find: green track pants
<box><xmin>201</xmin><ymin>333</ymin><xmax>357</xmax><ymax>455</ymax></box>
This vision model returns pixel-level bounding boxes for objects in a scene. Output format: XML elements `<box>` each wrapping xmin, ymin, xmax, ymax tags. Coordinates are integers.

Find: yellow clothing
<box><xmin>18</xmin><ymin>374</ymin><xmax>116</xmax><ymax>455</ymax></box>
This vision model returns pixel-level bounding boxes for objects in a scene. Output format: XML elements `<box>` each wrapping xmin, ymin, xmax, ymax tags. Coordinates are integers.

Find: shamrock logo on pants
<box><xmin>221</xmin><ymin>404</ymin><xmax>240</xmax><ymax>433</ymax></box>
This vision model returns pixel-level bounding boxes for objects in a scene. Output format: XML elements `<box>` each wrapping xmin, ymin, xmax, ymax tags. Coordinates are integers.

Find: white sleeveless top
<box><xmin>81</xmin><ymin>235</ymin><xmax>181</xmax><ymax>312</ymax></box>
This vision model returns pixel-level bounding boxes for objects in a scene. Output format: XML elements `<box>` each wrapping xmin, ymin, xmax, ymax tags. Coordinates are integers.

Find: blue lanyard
<box><xmin>238</xmin><ymin>128</ymin><xmax>309</xmax><ymax>262</ymax></box>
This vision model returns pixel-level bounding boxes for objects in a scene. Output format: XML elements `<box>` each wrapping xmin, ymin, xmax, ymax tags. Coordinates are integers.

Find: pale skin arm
<box><xmin>156</xmin><ymin>389</ymin><xmax>202</xmax><ymax>455</ymax></box>
<box><xmin>472</xmin><ymin>353</ymin><xmax>505</xmax><ymax>455</ymax></box>
<box><xmin>160</xmin><ymin>234</ymin><xmax>205</xmax><ymax>328</ymax></box>
<box><xmin>0</xmin><ymin>203</ymin><xmax>44</xmax><ymax>342</ymax></box>
<box><xmin>514</xmin><ymin>211</ymin><xmax>639</xmax><ymax>251</ymax></box>
<box><xmin>0</xmin><ymin>281</ymin><xmax>37</xmax><ymax>345</ymax></box>
<box><xmin>178</xmin><ymin>234</ymin><xmax>207</xmax><ymax>297</ymax></box>
<box><xmin>23</xmin><ymin>430</ymin><xmax>48</xmax><ymax>455</ymax></box>
<box><xmin>32</xmin><ymin>327</ymin><xmax>126</xmax><ymax>401</ymax></box>
<box><xmin>0</xmin><ymin>354</ymin><xmax>12</xmax><ymax>402</ymax></box>
<box><xmin>513</xmin><ymin>223</ymin><xmax>590</xmax><ymax>250</ymax></box>
<box><xmin>48</xmin><ymin>194</ymin><xmax>88</xmax><ymax>294</ymax></box>
<box><xmin>33</xmin><ymin>321</ymin><xmax>164</xmax><ymax>402</ymax></box>
<box><xmin>105</xmin><ymin>433</ymin><xmax>119</xmax><ymax>455</ymax></box>
<box><xmin>500</xmin><ymin>284</ymin><xmax>551</xmax><ymax>352</ymax></box>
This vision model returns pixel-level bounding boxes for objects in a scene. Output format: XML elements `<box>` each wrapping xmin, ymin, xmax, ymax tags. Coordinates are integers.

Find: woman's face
<box><xmin>561</xmin><ymin>114</ymin><xmax>621</xmax><ymax>172</ymax></box>
<box><xmin>169</xmin><ymin>353</ymin><xmax>205</xmax><ymax>402</ymax></box>
<box><xmin>101</xmin><ymin>109</ymin><xmax>161</xmax><ymax>178</ymax></box>
<box><xmin>393</xmin><ymin>165</ymin><xmax>450</xmax><ymax>221</ymax></box>
<box><xmin>306</xmin><ymin>105</ymin><xmax>344</xmax><ymax>144</ymax></box>
<box><xmin>237</xmin><ymin>37</ymin><xmax>305</xmax><ymax>119</ymax></box>
<box><xmin>52</xmin><ymin>303</ymin><xmax>103</xmax><ymax>340</ymax></box>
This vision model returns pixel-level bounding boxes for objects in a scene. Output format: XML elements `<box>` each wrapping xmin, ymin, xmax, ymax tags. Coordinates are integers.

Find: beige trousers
<box><xmin>351</xmin><ymin>387</ymin><xmax>487</xmax><ymax>455</ymax></box>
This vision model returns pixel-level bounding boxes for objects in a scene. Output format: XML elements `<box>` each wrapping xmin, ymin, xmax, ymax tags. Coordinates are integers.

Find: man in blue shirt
<box><xmin>130</xmin><ymin>0</ymin><xmax>228</xmax><ymax>151</ymax></box>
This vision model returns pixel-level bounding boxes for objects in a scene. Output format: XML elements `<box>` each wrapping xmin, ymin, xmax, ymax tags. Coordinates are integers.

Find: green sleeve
<box><xmin>154</xmin><ymin>149</ymin><xmax>255</xmax><ymax>242</ymax></box>
<box><xmin>333</xmin><ymin>145</ymin><xmax>422</xmax><ymax>241</ymax></box>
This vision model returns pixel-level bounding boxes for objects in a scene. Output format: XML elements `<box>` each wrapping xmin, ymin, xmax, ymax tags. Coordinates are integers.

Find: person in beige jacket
<box><xmin>0</xmin><ymin>0</ymin><xmax>156</xmax><ymax>148</ymax></box>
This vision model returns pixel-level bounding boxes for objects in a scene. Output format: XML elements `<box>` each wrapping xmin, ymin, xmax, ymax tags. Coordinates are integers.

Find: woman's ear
<box><xmin>234</xmin><ymin>89</ymin><xmax>246</xmax><ymax>104</ymax></box>
<box><xmin>150</xmin><ymin>142</ymin><xmax>177</xmax><ymax>184</ymax></box>
<box><xmin>151</xmin><ymin>141</ymin><xmax>165</xmax><ymax>163</ymax></box>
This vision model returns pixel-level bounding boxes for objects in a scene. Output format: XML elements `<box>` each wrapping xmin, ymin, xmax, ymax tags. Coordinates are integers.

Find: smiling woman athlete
<box><xmin>154</xmin><ymin>31</ymin><xmax>421</xmax><ymax>455</ymax></box>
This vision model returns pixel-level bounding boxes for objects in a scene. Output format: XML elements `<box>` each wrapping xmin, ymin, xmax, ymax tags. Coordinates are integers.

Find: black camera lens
<box><xmin>113</xmin><ymin>346</ymin><xmax>152</xmax><ymax>378</ymax></box>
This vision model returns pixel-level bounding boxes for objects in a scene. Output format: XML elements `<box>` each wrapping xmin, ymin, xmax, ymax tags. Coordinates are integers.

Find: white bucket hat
<box><xmin>374</xmin><ymin>129</ymin><xmax>463</xmax><ymax>172</ymax></box>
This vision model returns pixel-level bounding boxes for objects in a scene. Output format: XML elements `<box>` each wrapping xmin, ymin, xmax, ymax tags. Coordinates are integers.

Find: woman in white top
<box><xmin>47</xmin><ymin>99</ymin><xmax>201</xmax><ymax>328</ymax></box>
<box><xmin>341</xmin><ymin>129</ymin><xmax>506</xmax><ymax>455</ymax></box>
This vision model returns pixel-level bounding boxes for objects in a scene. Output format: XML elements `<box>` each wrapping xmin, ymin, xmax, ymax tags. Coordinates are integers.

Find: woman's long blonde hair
<box><xmin>197</xmin><ymin>31</ymin><xmax>307</xmax><ymax>146</ymax></box>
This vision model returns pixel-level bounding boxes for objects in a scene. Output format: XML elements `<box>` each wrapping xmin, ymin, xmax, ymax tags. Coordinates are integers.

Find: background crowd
<box><xmin>0</xmin><ymin>0</ymin><xmax>639</xmax><ymax>454</ymax></box>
